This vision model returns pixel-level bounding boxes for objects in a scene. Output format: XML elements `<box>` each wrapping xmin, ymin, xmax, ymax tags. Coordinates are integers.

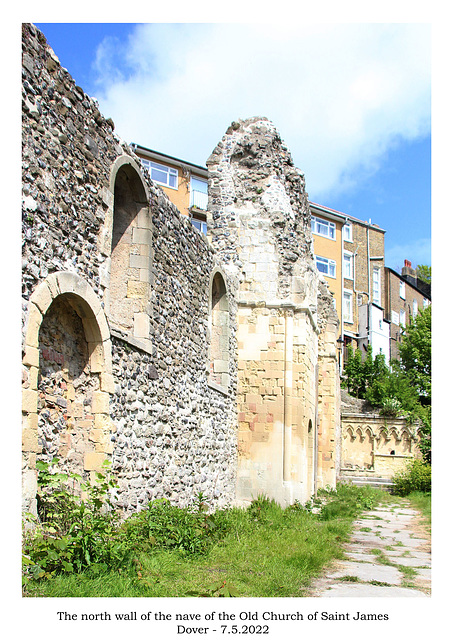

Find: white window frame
<box><xmin>140</xmin><ymin>159</ymin><xmax>178</xmax><ymax>189</ymax></box>
<box><xmin>399</xmin><ymin>309</ymin><xmax>406</xmax><ymax>326</ymax></box>
<box><xmin>191</xmin><ymin>216</ymin><xmax>207</xmax><ymax>235</ymax></box>
<box><xmin>373</xmin><ymin>267</ymin><xmax>381</xmax><ymax>305</ymax></box>
<box><xmin>343</xmin><ymin>222</ymin><xmax>353</xmax><ymax>242</ymax></box>
<box><xmin>343</xmin><ymin>250</ymin><xmax>354</xmax><ymax>281</ymax></box>
<box><xmin>400</xmin><ymin>280</ymin><xmax>406</xmax><ymax>300</ymax></box>
<box><xmin>315</xmin><ymin>255</ymin><xmax>336</xmax><ymax>278</ymax></box>
<box><xmin>413</xmin><ymin>299</ymin><xmax>418</xmax><ymax>317</ymax></box>
<box><xmin>391</xmin><ymin>310</ymin><xmax>399</xmax><ymax>326</ymax></box>
<box><xmin>311</xmin><ymin>215</ymin><xmax>336</xmax><ymax>240</ymax></box>
<box><xmin>190</xmin><ymin>176</ymin><xmax>208</xmax><ymax>210</ymax></box>
<box><xmin>343</xmin><ymin>289</ymin><xmax>353</xmax><ymax>324</ymax></box>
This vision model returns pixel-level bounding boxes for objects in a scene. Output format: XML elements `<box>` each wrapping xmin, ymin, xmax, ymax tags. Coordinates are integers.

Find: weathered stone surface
<box><xmin>21</xmin><ymin>23</ymin><xmax>239</xmax><ymax>514</ymax></box>
<box><xmin>207</xmin><ymin>118</ymin><xmax>339</xmax><ymax>504</ymax></box>
<box><xmin>22</xmin><ymin>24</ymin><xmax>340</xmax><ymax>518</ymax></box>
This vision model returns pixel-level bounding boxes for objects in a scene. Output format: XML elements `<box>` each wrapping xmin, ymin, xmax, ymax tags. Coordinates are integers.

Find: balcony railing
<box><xmin>190</xmin><ymin>189</ymin><xmax>208</xmax><ymax>210</ymax></box>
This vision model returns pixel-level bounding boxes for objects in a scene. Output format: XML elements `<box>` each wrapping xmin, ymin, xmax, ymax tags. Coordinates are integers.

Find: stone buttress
<box><xmin>207</xmin><ymin>117</ymin><xmax>340</xmax><ymax>505</ymax></box>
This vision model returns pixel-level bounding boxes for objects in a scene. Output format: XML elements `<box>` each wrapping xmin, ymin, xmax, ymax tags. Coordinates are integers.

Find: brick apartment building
<box><xmin>384</xmin><ymin>259</ymin><xmax>431</xmax><ymax>361</ymax></box>
<box><xmin>309</xmin><ymin>203</ymin><xmax>387</xmax><ymax>368</ymax></box>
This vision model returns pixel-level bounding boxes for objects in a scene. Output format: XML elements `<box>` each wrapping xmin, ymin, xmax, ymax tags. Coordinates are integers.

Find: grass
<box><xmin>23</xmin><ymin>483</ymin><xmax>384</xmax><ymax>598</ymax></box>
<box><xmin>406</xmin><ymin>491</ymin><xmax>431</xmax><ymax>529</ymax></box>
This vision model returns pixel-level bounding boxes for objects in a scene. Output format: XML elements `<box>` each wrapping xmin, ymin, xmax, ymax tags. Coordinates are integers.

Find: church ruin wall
<box><xmin>21</xmin><ymin>23</ymin><xmax>238</xmax><ymax>515</ymax></box>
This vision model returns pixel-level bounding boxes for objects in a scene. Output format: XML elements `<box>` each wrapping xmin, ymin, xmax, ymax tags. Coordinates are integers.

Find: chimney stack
<box><xmin>401</xmin><ymin>258</ymin><xmax>417</xmax><ymax>287</ymax></box>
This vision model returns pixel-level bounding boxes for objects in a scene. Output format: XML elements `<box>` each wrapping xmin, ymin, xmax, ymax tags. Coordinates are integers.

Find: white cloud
<box><xmin>385</xmin><ymin>238</ymin><xmax>432</xmax><ymax>272</ymax></box>
<box><xmin>92</xmin><ymin>23</ymin><xmax>430</xmax><ymax>200</ymax></box>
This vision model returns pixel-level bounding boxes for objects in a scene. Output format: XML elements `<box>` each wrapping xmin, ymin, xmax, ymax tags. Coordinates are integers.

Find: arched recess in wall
<box><xmin>21</xmin><ymin>272</ymin><xmax>114</xmax><ymax>511</ymax></box>
<box><xmin>208</xmin><ymin>268</ymin><xmax>230</xmax><ymax>391</ymax></box>
<box><xmin>109</xmin><ymin>156</ymin><xmax>152</xmax><ymax>342</ymax></box>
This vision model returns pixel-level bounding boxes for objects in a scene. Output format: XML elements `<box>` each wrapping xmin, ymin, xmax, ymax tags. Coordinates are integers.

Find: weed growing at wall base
<box><xmin>23</xmin><ymin>469</ymin><xmax>385</xmax><ymax>597</ymax></box>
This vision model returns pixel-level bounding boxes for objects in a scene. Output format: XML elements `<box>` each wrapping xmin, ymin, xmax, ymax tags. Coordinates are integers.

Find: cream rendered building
<box><xmin>131</xmin><ymin>144</ymin><xmax>209</xmax><ymax>234</ymax></box>
<box><xmin>309</xmin><ymin>203</ymin><xmax>387</xmax><ymax>368</ymax></box>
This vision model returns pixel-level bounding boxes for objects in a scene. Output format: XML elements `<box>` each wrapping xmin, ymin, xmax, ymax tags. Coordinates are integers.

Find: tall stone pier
<box><xmin>207</xmin><ymin>117</ymin><xmax>340</xmax><ymax>505</ymax></box>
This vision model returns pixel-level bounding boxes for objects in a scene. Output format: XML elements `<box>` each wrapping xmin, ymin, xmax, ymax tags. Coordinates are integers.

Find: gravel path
<box><xmin>309</xmin><ymin>500</ymin><xmax>431</xmax><ymax>597</ymax></box>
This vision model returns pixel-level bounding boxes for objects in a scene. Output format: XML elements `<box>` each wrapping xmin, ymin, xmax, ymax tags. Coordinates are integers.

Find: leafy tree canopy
<box><xmin>398</xmin><ymin>304</ymin><xmax>431</xmax><ymax>402</ymax></box>
<box><xmin>416</xmin><ymin>264</ymin><xmax>431</xmax><ymax>284</ymax></box>
<box><xmin>341</xmin><ymin>305</ymin><xmax>431</xmax><ymax>461</ymax></box>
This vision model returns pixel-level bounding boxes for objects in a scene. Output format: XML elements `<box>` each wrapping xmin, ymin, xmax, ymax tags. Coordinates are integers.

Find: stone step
<box><xmin>339</xmin><ymin>476</ymin><xmax>395</xmax><ymax>491</ymax></box>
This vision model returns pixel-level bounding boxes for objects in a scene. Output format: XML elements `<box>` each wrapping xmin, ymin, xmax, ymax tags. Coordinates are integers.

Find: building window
<box><xmin>140</xmin><ymin>159</ymin><xmax>178</xmax><ymax>189</ymax></box>
<box><xmin>343</xmin><ymin>290</ymin><xmax>353</xmax><ymax>323</ymax></box>
<box><xmin>343</xmin><ymin>222</ymin><xmax>353</xmax><ymax>242</ymax></box>
<box><xmin>423</xmin><ymin>298</ymin><xmax>429</xmax><ymax>308</ymax></box>
<box><xmin>190</xmin><ymin>176</ymin><xmax>208</xmax><ymax>210</ymax></box>
<box><xmin>373</xmin><ymin>267</ymin><xmax>381</xmax><ymax>305</ymax></box>
<box><xmin>400</xmin><ymin>309</ymin><xmax>406</xmax><ymax>326</ymax></box>
<box><xmin>191</xmin><ymin>212</ymin><xmax>207</xmax><ymax>235</ymax></box>
<box><xmin>400</xmin><ymin>280</ymin><xmax>406</xmax><ymax>299</ymax></box>
<box><xmin>391</xmin><ymin>310</ymin><xmax>399</xmax><ymax>326</ymax></box>
<box><xmin>311</xmin><ymin>215</ymin><xmax>336</xmax><ymax>240</ymax></box>
<box><xmin>343</xmin><ymin>335</ymin><xmax>353</xmax><ymax>363</ymax></box>
<box><xmin>343</xmin><ymin>251</ymin><xmax>353</xmax><ymax>280</ymax></box>
<box><xmin>413</xmin><ymin>299</ymin><xmax>418</xmax><ymax>317</ymax></box>
<box><xmin>315</xmin><ymin>255</ymin><xmax>336</xmax><ymax>278</ymax></box>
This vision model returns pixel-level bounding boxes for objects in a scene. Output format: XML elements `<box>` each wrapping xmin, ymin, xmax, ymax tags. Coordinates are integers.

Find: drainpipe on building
<box><xmin>367</xmin><ymin>223</ymin><xmax>371</xmax><ymax>351</ymax></box>
<box><xmin>367</xmin><ymin>223</ymin><xmax>371</xmax><ymax>300</ymax></box>
<box><xmin>340</xmin><ymin>220</ymin><xmax>346</xmax><ymax>373</ymax></box>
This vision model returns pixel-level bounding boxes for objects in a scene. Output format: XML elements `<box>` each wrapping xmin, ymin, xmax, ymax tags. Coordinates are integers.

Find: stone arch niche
<box><xmin>22</xmin><ymin>272</ymin><xmax>114</xmax><ymax>514</ymax></box>
<box><xmin>108</xmin><ymin>156</ymin><xmax>152</xmax><ymax>344</ymax></box>
<box><xmin>208</xmin><ymin>269</ymin><xmax>230</xmax><ymax>390</ymax></box>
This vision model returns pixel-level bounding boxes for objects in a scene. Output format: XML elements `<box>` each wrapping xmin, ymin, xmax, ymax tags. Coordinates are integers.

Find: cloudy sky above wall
<box><xmin>35</xmin><ymin>21</ymin><xmax>432</xmax><ymax>271</ymax></box>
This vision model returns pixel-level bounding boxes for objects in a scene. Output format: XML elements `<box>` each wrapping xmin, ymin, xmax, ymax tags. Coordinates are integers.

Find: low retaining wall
<box><xmin>340</xmin><ymin>413</ymin><xmax>422</xmax><ymax>482</ymax></box>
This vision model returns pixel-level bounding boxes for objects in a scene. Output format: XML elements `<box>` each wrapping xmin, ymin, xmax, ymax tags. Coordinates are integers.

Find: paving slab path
<box><xmin>309</xmin><ymin>499</ymin><xmax>431</xmax><ymax>597</ymax></box>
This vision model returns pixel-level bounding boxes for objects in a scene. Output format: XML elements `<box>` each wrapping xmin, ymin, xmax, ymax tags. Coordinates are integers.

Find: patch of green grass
<box><xmin>397</xmin><ymin>564</ymin><xmax>417</xmax><ymax>580</ymax></box>
<box><xmin>406</xmin><ymin>492</ymin><xmax>431</xmax><ymax>529</ymax></box>
<box><xmin>24</xmin><ymin>484</ymin><xmax>388</xmax><ymax>598</ymax></box>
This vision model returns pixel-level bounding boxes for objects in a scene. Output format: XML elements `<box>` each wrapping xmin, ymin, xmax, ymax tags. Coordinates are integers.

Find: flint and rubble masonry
<box><xmin>21</xmin><ymin>23</ymin><xmax>237</xmax><ymax>514</ymax></box>
<box><xmin>21</xmin><ymin>24</ymin><xmax>340</xmax><ymax>515</ymax></box>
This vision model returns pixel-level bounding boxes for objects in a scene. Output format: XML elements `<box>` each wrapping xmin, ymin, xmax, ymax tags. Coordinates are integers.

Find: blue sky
<box><xmin>35</xmin><ymin>22</ymin><xmax>431</xmax><ymax>272</ymax></box>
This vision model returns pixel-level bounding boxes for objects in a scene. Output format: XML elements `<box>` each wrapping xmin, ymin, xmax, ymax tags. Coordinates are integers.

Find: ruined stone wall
<box><xmin>21</xmin><ymin>23</ymin><xmax>238</xmax><ymax>515</ymax></box>
<box><xmin>340</xmin><ymin>413</ymin><xmax>423</xmax><ymax>480</ymax></box>
<box><xmin>207</xmin><ymin>118</ymin><xmax>340</xmax><ymax>505</ymax></box>
<box><xmin>22</xmin><ymin>25</ymin><xmax>341</xmax><ymax>515</ymax></box>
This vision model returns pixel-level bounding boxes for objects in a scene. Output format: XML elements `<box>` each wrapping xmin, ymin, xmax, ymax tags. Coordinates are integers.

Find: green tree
<box><xmin>342</xmin><ymin>345</ymin><xmax>389</xmax><ymax>400</ymax></box>
<box><xmin>398</xmin><ymin>304</ymin><xmax>431</xmax><ymax>403</ymax></box>
<box><xmin>341</xmin><ymin>307</ymin><xmax>432</xmax><ymax>462</ymax></box>
<box><xmin>416</xmin><ymin>264</ymin><xmax>431</xmax><ymax>285</ymax></box>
